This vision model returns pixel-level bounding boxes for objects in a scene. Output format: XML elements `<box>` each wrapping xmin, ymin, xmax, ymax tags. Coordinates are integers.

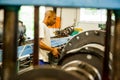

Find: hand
<box><xmin>51</xmin><ymin>47</ymin><xmax>60</xmax><ymax>58</ymax></box>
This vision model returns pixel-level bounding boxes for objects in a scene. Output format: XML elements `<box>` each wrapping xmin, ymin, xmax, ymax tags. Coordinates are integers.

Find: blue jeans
<box><xmin>39</xmin><ymin>60</ymin><xmax>49</xmax><ymax>65</ymax></box>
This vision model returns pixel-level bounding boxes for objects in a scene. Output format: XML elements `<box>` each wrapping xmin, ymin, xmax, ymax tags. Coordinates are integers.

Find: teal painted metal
<box><xmin>0</xmin><ymin>0</ymin><xmax>120</xmax><ymax>9</ymax></box>
<box><xmin>114</xmin><ymin>10</ymin><xmax>120</xmax><ymax>18</ymax></box>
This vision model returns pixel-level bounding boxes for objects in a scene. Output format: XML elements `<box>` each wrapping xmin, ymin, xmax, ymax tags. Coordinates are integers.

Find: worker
<box><xmin>39</xmin><ymin>10</ymin><xmax>60</xmax><ymax>65</ymax></box>
<box><xmin>18</xmin><ymin>20</ymin><xmax>26</xmax><ymax>46</ymax></box>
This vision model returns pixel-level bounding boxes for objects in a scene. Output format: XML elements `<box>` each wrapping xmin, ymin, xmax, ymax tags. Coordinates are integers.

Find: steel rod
<box><xmin>102</xmin><ymin>9</ymin><xmax>112</xmax><ymax>80</ymax></box>
<box><xmin>33</xmin><ymin>6</ymin><xmax>39</xmax><ymax>67</ymax></box>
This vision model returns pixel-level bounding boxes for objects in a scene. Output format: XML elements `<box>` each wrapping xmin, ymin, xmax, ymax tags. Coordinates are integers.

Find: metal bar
<box><xmin>0</xmin><ymin>0</ymin><xmax>120</xmax><ymax>9</ymax></box>
<box><xmin>33</xmin><ymin>6</ymin><xmax>39</xmax><ymax>67</ymax></box>
<box><xmin>53</xmin><ymin>7</ymin><xmax>57</xmax><ymax>13</ymax></box>
<box><xmin>102</xmin><ymin>10</ymin><xmax>112</xmax><ymax>80</ymax></box>
<box><xmin>2</xmin><ymin>6</ymin><xmax>20</xmax><ymax>80</ymax></box>
<box><xmin>112</xmin><ymin>10</ymin><xmax>120</xmax><ymax>80</ymax></box>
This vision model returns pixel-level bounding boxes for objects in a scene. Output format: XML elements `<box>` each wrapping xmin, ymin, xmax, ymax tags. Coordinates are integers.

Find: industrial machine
<box><xmin>0</xmin><ymin>0</ymin><xmax>120</xmax><ymax>80</ymax></box>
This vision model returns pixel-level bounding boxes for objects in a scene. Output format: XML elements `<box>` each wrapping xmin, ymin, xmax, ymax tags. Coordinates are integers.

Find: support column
<box><xmin>112</xmin><ymin>10</ymin><xmax>120</xmax><ymax>80</ymax></box>
<box><xmin>2</xmin><ymin>6</ymin><xmax>20</xmax><ymax>80</ymax></box>
<box><xmin>33</xmin><ymin>6</ymin><xmax>39</xmax><ymax>67</ymax></box>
